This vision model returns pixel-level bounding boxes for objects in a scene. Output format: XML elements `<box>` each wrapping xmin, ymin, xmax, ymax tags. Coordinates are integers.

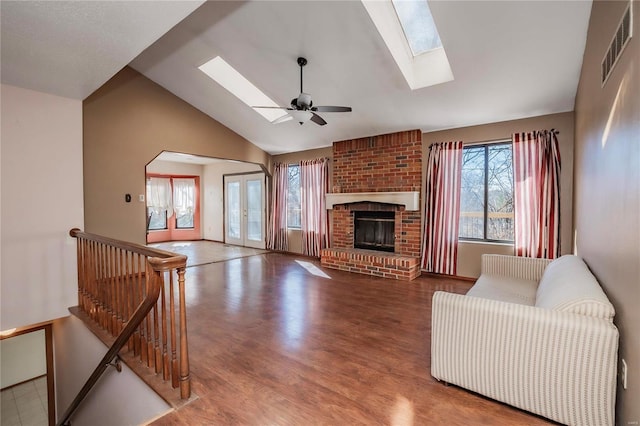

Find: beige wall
<box><xmin>1</xmin><ymin>84</ymin><xmax>83</xmax><ymax>329</ymax></box>
<box><xmin>574</xmin><ymin>1</ymin><xmax>639</xmax><ymax>423</ymax></box>
<box><xmin>423</xmin><ymin>111</ymin><xmax>575</xmax><ymax>278</ymax></box>
<box><xmin>83</xmin><ymin>67</ymin><xmax>271</xmax><ymax>245</ymax></box>
<box><xmin>272</xmin><ymin>147</ymin><xmax>333</xmax><ymax>255</ymax></box>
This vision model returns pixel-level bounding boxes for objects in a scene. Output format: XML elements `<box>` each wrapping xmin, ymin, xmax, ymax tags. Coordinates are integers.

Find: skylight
<box><xmin>361</xmin><ymin>0</ymin><xmax>453</xmax><ymax>90</ymax></box>
<box><xmin>198</xmin><ymin>56</ymin><xmax>288</xmax><ymax>123</ymax></box>
<box><xmin>391</xmin><ymin>0</ymin><xmax>442</xmax><ymax>56</ymax></box>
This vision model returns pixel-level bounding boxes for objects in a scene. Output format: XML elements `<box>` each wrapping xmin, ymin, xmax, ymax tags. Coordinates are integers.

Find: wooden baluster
<box><xmin>135</xmin><ymin>253</ymin><xmax>144</xmax><ymax>360</ymax></box>
<box><xmin>76</xmin><ymin>237</ymin><xmax>84</xmax><ymax>311</ymax></box>
<box><xmin>102</xmin><ymin>242</ymin><xmax>108</xmax><ymax>327</ymax></box>
<box><xmin>153</xmin><ymin>274</ymin><xmax>162</xmax><ymax>374</ymax></box>
<box><xmin>97</xmin><ymin>242</ymin><xmax>105</xmax><ymax>328</ymax></box>
<box><xmin>80</xmin><ymin>238</ymin><xmax>88</xmax><ymax>313</ymax></box>
<box><xmin>110</xmin><ymin>245</ymin><xmax>116</xmax><ymax>335</ymax></box>
<box><xmin>169</xmin><ymin>270</ymin><xmax>178</xmax><ymax>389</ymax></box>
<box><xmin>161</xmin><ymin>271</ymin><xmax>169</xmax><ymax>381</ymax></box>
<box><xmin>87</xmin><ymin>240</ymin><xmax>94</xmax><ymax>319</ymax></box>
<box><xmin>126</xmin><ymin>250</ymin><xmax>134</xmax><ymax>352</ymax></box>
<box><xmin>117</xmin><ymin>248</ymin><xmax>123</xmax><ymax>334</ymax></box>
<box><xmin>145</xmin><ymin>261</ymin><xmax>154</xmax><ymax>368</ymax></box>
<box><xmin>177</xmin><ymin>267</ymin><xmax>190</xmax><ymax>399</ymax></box>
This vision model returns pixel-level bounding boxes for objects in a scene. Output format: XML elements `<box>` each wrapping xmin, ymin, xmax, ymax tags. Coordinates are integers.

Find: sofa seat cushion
<box><xmin>536</xmin><ymin>255</ymin><xmax>615</xmax><ymax>321</ymax></box>
<box><xmin>466</xmin><ymin>274</ymin><xmax>537</xmax><ymax>306</ymax></box>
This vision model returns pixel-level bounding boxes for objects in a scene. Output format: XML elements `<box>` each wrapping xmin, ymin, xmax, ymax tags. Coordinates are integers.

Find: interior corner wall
<box><xmin>82</xmin><ymin>67</ymin><xmax>271</xmax><ymax>245</ymax></box>
<box><xmin>271</xmin><ymin>146</ymin><xmax>333</xmax><ymax>255</ymax></box>
<box><xmin>0</xmin><ymin>84</ymin><xmax>83</xmax><ymax>329</ymax></box>
<box><xmin>573</xmin><ymin>1</ymin><xmax>639</xmax><ymax>423</ymax></box>
<box><xmin>423</xmin><ymin>111</ymin><xmax>575</xmax><ymax>278</ymax></box>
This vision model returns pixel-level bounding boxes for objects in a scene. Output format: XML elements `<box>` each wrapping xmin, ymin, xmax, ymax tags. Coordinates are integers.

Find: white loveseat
<box><xmin>431</xmin><ymin>254</ymin><xmax>619</xmax><ymax>426</ymax></box>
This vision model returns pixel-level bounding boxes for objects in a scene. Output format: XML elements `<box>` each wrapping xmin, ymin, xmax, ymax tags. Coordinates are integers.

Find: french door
<box><xmin>224</xmin><ymin>173</ymin><xmax>265</xmax><ymax>249</ymax></box>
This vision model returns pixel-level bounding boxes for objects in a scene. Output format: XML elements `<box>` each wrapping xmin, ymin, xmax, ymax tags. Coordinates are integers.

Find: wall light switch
<box><xmin>139</xmin><ymin>194</ymin><xmax>145</xmax><ymax>202</ymax></box>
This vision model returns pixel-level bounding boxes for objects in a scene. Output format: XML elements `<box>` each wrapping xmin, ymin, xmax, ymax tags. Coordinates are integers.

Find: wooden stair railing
<box><xmin>58</xmin><ymin>229</ymin><xmax>190</xmax><ymax>426</ymax></box>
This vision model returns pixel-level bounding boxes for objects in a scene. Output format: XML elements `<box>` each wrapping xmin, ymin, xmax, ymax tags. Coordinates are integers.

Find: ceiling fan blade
<box><xmin>252</xmin><ymin>106</ymin><xmax>291</xmax><ymax>110</ymax></box>
<box><xmin>271</xmin><ymin>114</ymin><xmax>293</xmax><ymax>124</ymax></box>
<box><xmin>310</xmin><ymin>112</ymin><xmax>327</xmax><ymax>126</ymax></box>
<box><xmin>312</xmin><ymin>106</ymin><xmax>352</xmax><ymax>113</ymax></box>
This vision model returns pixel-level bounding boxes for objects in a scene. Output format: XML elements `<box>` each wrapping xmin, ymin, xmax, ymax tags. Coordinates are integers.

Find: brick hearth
<box><xmin>322</xmin><ymin>129</ymin><xmax>422</xmax><ymax>281</ymax></box>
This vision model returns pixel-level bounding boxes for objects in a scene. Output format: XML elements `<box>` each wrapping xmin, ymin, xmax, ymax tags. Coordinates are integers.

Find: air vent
<box><xmin>602</xmin><ymin>1</ymin><xmax>633</xmax><ymax>85</ymax></box>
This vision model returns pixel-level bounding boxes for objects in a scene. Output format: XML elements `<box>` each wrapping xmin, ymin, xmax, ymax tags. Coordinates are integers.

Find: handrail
<box><xmin>57</xmin><ymin>266</ymin><xmax>162</xmax><ymax>426</ymax></box>
<box><xmin>58</xmin><ymin>229</ymin><xmax>190</xmax><ymax>425</ymax></box>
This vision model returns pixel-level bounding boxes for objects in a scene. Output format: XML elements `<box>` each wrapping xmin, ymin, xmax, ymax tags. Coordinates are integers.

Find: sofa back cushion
<box><xmin>535</xmin><ymin>255</ymin><xmax>615</xmax><ymax>321</ymax></box>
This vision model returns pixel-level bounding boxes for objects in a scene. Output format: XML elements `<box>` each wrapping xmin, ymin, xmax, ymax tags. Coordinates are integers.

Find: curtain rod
<box><xmin>462</xmin><ymin>129</ymin><xmax>560</xmax><ymax>146</ymax></box>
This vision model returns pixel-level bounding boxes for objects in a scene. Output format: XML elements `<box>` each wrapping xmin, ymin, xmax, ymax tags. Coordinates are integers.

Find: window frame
<box><xmin>458</xmin><ymin>141</ymin><xmax>514</xmax><ymax>244</ymax></box>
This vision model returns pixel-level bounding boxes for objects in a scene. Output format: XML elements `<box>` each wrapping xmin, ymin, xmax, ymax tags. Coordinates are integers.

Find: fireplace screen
<box><xmin>354</xmin><ymin>211</ymin><xmax>395</xmax><ymax>252</ymax></box>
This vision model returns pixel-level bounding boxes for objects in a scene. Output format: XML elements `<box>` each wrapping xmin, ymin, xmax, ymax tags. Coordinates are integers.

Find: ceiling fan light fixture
<box><xmin>289</xmin><ymin>110</ymin><xmax>313</xmax><ymax>125</ymax></box>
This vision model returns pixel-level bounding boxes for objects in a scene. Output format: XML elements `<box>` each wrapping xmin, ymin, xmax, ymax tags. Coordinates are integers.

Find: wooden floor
<box><xmin>152</xmin><ymin>252</ymin><xmax>553</xmax><ymax>425</ymax></box>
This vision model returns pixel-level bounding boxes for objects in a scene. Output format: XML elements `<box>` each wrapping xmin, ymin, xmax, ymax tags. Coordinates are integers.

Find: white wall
<box><xmin>0</xmin><ymin>330</ymin><xmax>46</xmax><ymax>388</ymax></box>
<box><xmin>203</xmin><ymin>161</ymin><xmax>262</xmax><ymax>241</ymax></box>
<box><xmin>53</xmin><ymin>315</ymin><xmax>170</xmax><ymax>425</ymax></box>
<box><xmin>0</xmin><ymin>84</ymin><xmax>84</xmax><ymax>329</ymax></box>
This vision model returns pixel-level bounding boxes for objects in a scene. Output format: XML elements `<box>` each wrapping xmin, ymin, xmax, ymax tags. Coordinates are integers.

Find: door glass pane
<box><xmin>227</xmin><ymin>181</ymin><xmax>241</xmax><ymax>239</ymax></box>
<box><xmin>246</xmin><ymin>179</ymin><xmax>262</xmax><ymax>241</ymax></box>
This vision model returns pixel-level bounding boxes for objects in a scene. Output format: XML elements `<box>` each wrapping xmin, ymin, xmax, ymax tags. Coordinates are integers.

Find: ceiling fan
<box><xmin>254</xmin><ymin>57</ymin><xmax>352</xmax><ymax>126</ymax></box>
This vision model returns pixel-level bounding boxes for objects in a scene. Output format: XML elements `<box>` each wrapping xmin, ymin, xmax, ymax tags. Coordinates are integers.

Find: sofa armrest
<box><xmin>481</xmin><ymin>254</ymin><xmax>551</xmax><ymax>281</ymax></box>
<box><xmin>431</xmin><ymin>291</ymin><xmax>618</xmax><ymax>426</ymax></box>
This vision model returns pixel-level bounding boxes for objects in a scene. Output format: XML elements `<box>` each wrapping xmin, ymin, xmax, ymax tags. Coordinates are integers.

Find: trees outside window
<box><xmin>459</xmin><ymin>143</ymin><xmax>514</xmax><ymax>242</ymax></box>
<box><xmin>287</xmin><ymin>165</ymin><xmax>301</xmax><ymax>229</ymax></box>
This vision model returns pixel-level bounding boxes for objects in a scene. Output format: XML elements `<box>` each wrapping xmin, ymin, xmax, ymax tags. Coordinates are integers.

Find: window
<box><xmin>173</xmin><ymin>178</ymin><xmax>196</xmax><ymax>229</ymax></box>
<box><xmin>287</xmin><ymin>165</ymin><xmax>301</xmax><ymax>229</ymax></box>
<box><xmin>147</xmin><ymin>209</ymin><xmax>167</xmax><ymax>230</ymax></box>
<box><xmin>391</xmin><ymin>0</ymin><xmax>442</xmax><ymax>56</ymax></box>
<box><xmin>459</xmin><ymin>143</ymin><xmax>514</xmax><ymax>242</ymax></box>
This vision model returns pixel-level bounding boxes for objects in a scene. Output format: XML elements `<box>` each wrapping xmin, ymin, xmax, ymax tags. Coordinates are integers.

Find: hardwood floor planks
<box><xmin>152</xmin><ymin>252</ymin><xmax>553</xmax><ymax>425</ymax></box>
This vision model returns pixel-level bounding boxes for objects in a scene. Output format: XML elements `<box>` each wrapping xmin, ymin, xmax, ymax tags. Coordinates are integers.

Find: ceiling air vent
<box><xmin>602</xmin><ymin>1</ymin><xmax>633</xmax><ymax>86</ymax></box>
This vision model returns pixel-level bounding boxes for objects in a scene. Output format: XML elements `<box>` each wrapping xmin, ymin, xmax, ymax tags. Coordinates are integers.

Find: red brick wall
<box><xmin>330</xmin><ymin>130</ymin><xmax>422</xmax><ymax>257</ymax></box>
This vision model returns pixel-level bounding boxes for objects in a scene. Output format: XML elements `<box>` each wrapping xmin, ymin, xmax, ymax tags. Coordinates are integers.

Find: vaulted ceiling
<box><xmin>1</xmin><ymin>1</ymin><xmax>592</xmax><ymax>155</ymax></box>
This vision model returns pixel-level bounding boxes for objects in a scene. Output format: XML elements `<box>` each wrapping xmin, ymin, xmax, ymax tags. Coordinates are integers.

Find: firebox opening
<box><xmin>354</xmin><ymin>211</ymin><xmax>395</xmax><ymax>252</ymax></box>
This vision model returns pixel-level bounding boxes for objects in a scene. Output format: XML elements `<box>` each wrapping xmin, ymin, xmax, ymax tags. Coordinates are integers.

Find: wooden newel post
<box><xmin>177</xmin><ymin>267</ymin><xmax>191</xmax><ymax>399</ymax></box>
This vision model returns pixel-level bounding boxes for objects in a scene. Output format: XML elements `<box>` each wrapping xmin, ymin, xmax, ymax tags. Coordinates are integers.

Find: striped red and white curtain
<box><xmin>512</xmin><ymin>129</ymin><xmax>561</xmax><ymax>259</ymax></box>
<box><xmin>300</xmin><ymin>158</ymin><xmax>329</xmax><ymax>257</ymax></box>
<box><xmin>267</xmin><ymin>162</ymin><xmax>289</xmax><ymax>251</ymax></box>
<box><xmin>421</xmin><ymin>141</ymin><xmax>463</xmax><ymax>275</ymax></box>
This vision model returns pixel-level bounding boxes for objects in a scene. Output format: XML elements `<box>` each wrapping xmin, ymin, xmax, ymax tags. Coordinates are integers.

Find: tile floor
<box><xmin>1</xmin><ymin>376</ymin><xmax>48</xmax><ymax>426</ymax></box>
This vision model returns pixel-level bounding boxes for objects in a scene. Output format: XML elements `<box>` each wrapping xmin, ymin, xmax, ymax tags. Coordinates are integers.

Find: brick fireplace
<box><xmin>320</xmin><ymin>130</ymin><xmax>422</xmax><ymax>281</ymax></box>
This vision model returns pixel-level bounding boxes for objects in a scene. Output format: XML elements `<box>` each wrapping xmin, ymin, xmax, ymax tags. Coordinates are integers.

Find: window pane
<box><xmin>227</xmin><ymin>181</ymin><xmax>241</xmax><ymax>239</ymax></box>
<box><xmin>246</xmin><ymin>179</ymin><xmax>262</xmax><ymax>241</ymax></box>
<box><xmin>391</xmin><ymin>0</ymin><xmax>442</xmax><ymax>56</ymax></box>
<box><xmin>287</xmin><ymin>165</ymin><xmax>301</xmax><ymax>229</ymax></box>
<box><xmin>176</xmin><ymin>212</ymin><xmax>194</xmax><ymax>229</ymax></box>
<box><xmin>487</xmin><ymin>144</ymin><xmax>514</xmax><ymax>241</ymax></box>
<box><xmin>147</xmin><ymin>208</ymin><xmax>167</xmax><ymax>230</ymax></box>
<box><xmin>459</xmin><ymin>146</ymin><xmax>485</xmax><ymax>239</ymax></box>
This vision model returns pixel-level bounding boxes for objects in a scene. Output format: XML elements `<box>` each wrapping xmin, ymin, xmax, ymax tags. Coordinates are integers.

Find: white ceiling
<box><xmin>1</xmin><ymin>1</ymin><xmax>592</xmax><ymax>155</ymax></box>
<box><xmin>0</xmin><ymin>0</ymin><xmax>205</xmax><ymax>99</ymax></box>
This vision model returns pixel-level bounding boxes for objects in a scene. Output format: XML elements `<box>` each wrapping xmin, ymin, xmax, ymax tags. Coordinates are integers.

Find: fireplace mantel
<box><xmin>325</xmin><ymin>191</ymin><xmax>419</xmax><ymax>211</ymax></box>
